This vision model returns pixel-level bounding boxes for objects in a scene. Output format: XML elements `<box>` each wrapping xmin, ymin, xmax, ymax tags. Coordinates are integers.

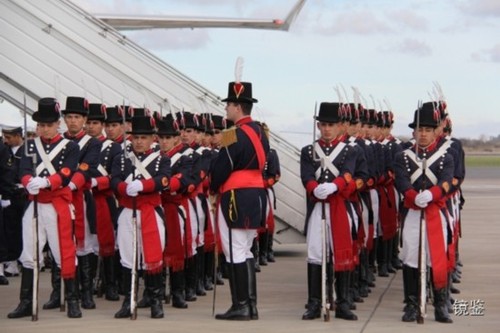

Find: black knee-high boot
<box><xmin>7</xmin><ymin>267</ymin><xmax>33</xmax><ymax>318</ymax></box>
<box><xmin>171</xmin><ymin>270</ymin><xmax>188</xmax><ymax>309</ymax></box>
<box><xmin>335</xmin><ymin>271</ymin><xmax>358</xmax><ymax>320</ymax></box>
<box><xmin>434</xmin><ymin>287</ymin><xmax>453</xmax><ymax>323</ymax></box>
<box><xmin>114</xmin><ymin>268</ymin><xmax>132</xmax><ymax>318</ymax></box>
<box><xmin>204</xmin><ymin>250</ymin><xmax>214</xmax><ymax>290</ymax></box>
<box><xmin>184</xmin><ymin>256</ymin><xmax>197</xmax><ymax>302</ymax></box>
<box><xmin>258</xmin><ymin>232</ymin><xmax>268</xmax><ymax>266</ymax></box>
<box><xmin>148</xmin><ymin>272</ymin><xmax>164</xmax><ymax>318</ymax></box>
<box><xmin>78</xmin><ymin>254</ymin><xmax>96</xmax><ymax>309</ymax></box>
<box><xmin>267</xmin><ymin>231</ymin><xmax>275</xmax><ymax>262</ymax></box>
<box><xmin>376</xmin><ymin>237</ymin><xmax>389</xmax><ymax>277</ymax></box>
<box><xmin>137</xmin><ymin>273</ymin><xmax>151</xmax><ymax>308</ymax></box>
<box><xmin>196</xmin><ymin>246</ymin><xmax>206</xmax><ymax>296</ymax></box>
<box><xmin>103</xmin><ymin>256</ymin><xmax>119</xmax><ymax>301</ymax></box>
<box><xmin>301</xmin><ymin>263</ymin><xmax>322</xmax><ymax>320</ymax></box>
<box><xmin>43</xmin><ymin>260</ymin><xmax>61</xmax><ymax>310</ymax></box>
<box><xmin>402</xmin><ymin>265</ymin><xmax>418</xmax><ymax>322</ymax></box>
<box><xmin>215</xmin><ymin>262</ymin><xmax>250</xmax><ymax>320</ymax></box>
<box><xmin>246</xmin><ymin>258</ymin><xmax>258</xmax><ymax>320</ymax></box>
<box><xmin>65</xmin><ymin>278</ymin><xmax>82</xmax><ymax>318</ymax></box>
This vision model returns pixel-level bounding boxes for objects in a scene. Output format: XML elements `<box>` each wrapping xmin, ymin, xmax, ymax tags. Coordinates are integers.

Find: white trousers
<box><xmin>195</xmin><ymin>196</ymin><xmax>205</xmax><ymax>247</ymax></box>
<box><xmin>116</xmin><ymin>208</ymin><xmax>165</xmax><ymax>270</ymax></box>
<box><xmin>306</xmin><ymin>202</ymin><xmax>334</xmax><ymax>266</ymax></box>
<box><xmin>19</xmin><ymin>202</ymin><xmax>76</xmax><ymax>269</ymax></box>
<box><xmin>370</xmin><ymin>189</ymin><xmax>380</xmax><ymax>238</ymax></box>
<box><xmin>401</xmin><ymin>209</ymin><xmax>448</xmax><ymax>269</ymax></box>
<box><xmin>217</xmin><ymin>208</ymin><xmax>256</xmax><ymax>264</ymax></box>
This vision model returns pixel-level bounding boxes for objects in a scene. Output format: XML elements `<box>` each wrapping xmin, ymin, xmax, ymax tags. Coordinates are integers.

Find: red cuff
<box><xmin>404</xmin><ymin>189</ymin><xmax>419</xmax><ymax>209</ymax></box>
<box><xmin>71</xmin><ymin>172</ymin><xmax>86</xmax><ymax>189</ymax></box>
<box><xmin>96</xmin><ymin>176</ymin><xmax>110</xmax><ymax>190</ymax></box>
<box><xmin>333</xmin><ymin>176</ymin><xmax>347</xmax><ymax>192</ymax></box>
<box><xmin>117</xmin><ymin>182</ymin><xmax>128</xmax><ymax>196</ymax></box>
<box><xmin>141</xmin><ymin>179</ymin><xmax>156</xmax><ymax>192</ymax></box>
<box><xmin>48</xmin><ymin>174</ymin><xmax>62</xmax><ymax>190</ymax></box>
<box><xmin>169</xmin><ymin>177</ymin><xmax>181</xmax><ymax>192</ymax></box>
<box><xmin>429</xmin><ymin>185</ymin><xmax>443</xmax><ymax>201</ymax></box>
<box><xmin>305</xmin><ymin>180</ymin><xmax>318</xmax><ymax>195</ymax></box>
<box><xmin>21</xmin><ymin>175</ymin><xmax>32</xmax><ymax>187</ymax></box>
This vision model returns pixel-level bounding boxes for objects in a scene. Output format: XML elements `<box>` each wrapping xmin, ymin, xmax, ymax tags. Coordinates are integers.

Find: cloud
<box><xmin>381</xmin><ymin>38</ymin><xmax>432</xmax><ymax>57</ymax></box>
<box><xmin>471</xmin><ymin>43</ymin><xmax>500</xmax><ymax>62</ymax></box>
<box><xmin>314</xmin><ymin>9</ymin><xmax>393</xmax><ymax>35</ymax></box>
<box><xmin>386</xmin><ymin>9</ymin><xmax>428</xmax><ymax>31</ymax></box>
<box><xmin>457</xmin><ymin>0</ymin><xmax>500</xmax><ymax>17</ymax></box>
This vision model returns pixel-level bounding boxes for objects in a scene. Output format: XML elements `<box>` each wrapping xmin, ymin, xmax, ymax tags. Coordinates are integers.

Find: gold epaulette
<box><xmin>221</xmin><ymin>127</ymin><xmax>238</xmax><ymax>147</ymax></box>
<box><xmin>261</xmin><ymin>122</ymin><xmax>270</xmax><ymax>140</ymax></box>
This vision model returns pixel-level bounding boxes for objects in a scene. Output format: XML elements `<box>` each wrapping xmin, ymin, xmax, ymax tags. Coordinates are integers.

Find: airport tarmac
<box><xmin>1</xmin><ymin>169</ymin><xmax>499</xmax><ymax>333</ymax></box>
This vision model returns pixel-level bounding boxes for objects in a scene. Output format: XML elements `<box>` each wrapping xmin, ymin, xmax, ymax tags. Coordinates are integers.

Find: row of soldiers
<box><xmin>300</xmin><ymin>98</ymin><xmax>464</xmax><ymax>323</ymax></box>
<box><xmin>2</xmin><ymin>79</ymin><xmax>281</xmax><ymax>320</ymax></box>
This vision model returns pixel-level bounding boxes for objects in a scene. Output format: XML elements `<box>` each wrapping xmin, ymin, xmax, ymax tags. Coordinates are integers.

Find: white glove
<box><xmin>1</xmin><ymin>200</ymin><xmax>11</xmax><ymax>208</ymax></box>
<box><xmin>313</xmin><ymin>183</ymin><xmax>338</xmax><ymax>200</ymax></box>
<box><xmin>68</xmin><ymin>182</ymin><xmax>77</xmax><ymax>191</ymax></box>
<box><xmin>415</xmin><ymin>190</ymin><xmax>433</xmax><ymax>208</ymax></box>
<box><xmin>91</xmin><ymin>178</ymin><xmax>98</xmax><ymax>188</ymax></box>
<box><xmin>27</xmin><ymin>177</ymin><xmax>50</xmax><ymax>192</ymax></box>
<box><xmin>126</xmin><ymin>180</ymin><xmax>144</xmax><ymax>197</ymax></box>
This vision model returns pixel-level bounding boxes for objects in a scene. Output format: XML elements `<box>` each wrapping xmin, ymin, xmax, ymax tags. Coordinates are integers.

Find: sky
<box><xmin>2</xmin><ymin>0</ymin><xmax>500</xmax><ymax>147</ymax></box>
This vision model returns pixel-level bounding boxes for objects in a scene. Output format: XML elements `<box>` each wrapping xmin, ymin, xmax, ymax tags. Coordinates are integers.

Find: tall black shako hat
<box><xmin>156</xmin><ymin>113</ymin><xmax>180</xmax><ymax>136</ymax></box>
<box><xmin>104</xmin><ymin>106</ymin><xmax>124</xmax><ymax>124</ymax></box>
<box><xmin>315</xmin><ymin>102</ymin><xmax>343</xmax><ymax>123</ymax></box>
<box><xmin>409</xmin><ymin>101</ymin><xmax>441</xmax><ymax>129</ymax></box>
<box><xmin>177</xmin><ymin>111</ymin><xmax>199</xmax><ymax>130</ymax></box>
<box><xmin>127</xmin><ymin>115</ymin><xmax>156</xmax><ymax>135</ymax></box>
<box><xmin>88</xmin><ymin>103</ymin><xmax>106</xmax><ymax>121</ymax></box>
<box><xmin>61</xmin><ymin>96</ymin><xmax>89</xmax><ymax>116</ymax></box>
<box><xmin>212</xmin><ymin>115</ymin><xmax>227</xmax><ymax>130</ymax></box>
<box><xmin>221</xmin><ymin>82</ymin><xmax>258</xmax><ymax>104</ymax></box>
<box><xmin>221</xmin><ymin>57</ymin><xmax>258</xmax><ymax>104</ymax></box>
<box><xmin>32</xmin><ymin>97</ymin><xmax>61</xmax><ymax>123</ymax></box>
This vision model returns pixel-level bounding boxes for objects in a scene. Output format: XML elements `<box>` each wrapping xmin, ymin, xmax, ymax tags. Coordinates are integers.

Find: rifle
<box><xmin>122</xmin><ymin>105</ymin><xmax>138</xmax><ymax>320</ymax></box>
<box><xmin>23</xmin><ymin>93</ymin><xmax>39</xmax><ymax>321</ymax></box>
<box><xmin>210</xmin><ymin>194</ymin><xmax>218</xmax><ymax>317</ymax></box>
<box><xmin>312</xmin><ymin>102</ymin><xmax>330</xmax><ymax>322</ymax></box>
<box><xmin>415</xmin><ymin>100</ymin><xmax>427</xmax><ymax>324</ymax></box>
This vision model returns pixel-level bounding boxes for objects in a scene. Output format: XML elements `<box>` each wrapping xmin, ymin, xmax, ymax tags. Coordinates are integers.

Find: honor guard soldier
<box><xmin>342</xmin><ymin>103</ymin><xmax>369</xmax><ymax>306</ymax></box>
<box><xmin>59</xmin><ymin>96</ymin><xmax>101</xmax><ymax>310</ymax></box>
<box><xmin>111</xmin><ymin>115</ymin><xmax>171</xmax><ymax>319</ymax></box>
<box><xmin>177</xmin><ymin>111</ymin><xmax>206</xmax><ymax>300</ymax></box>
<box><xmin>394</xmin><ymin>102</ymin><xmax>454</xmax><ymax>323</ymax></box>
<box><xmin>8</xmin><ymin>97</ymin><xmax>81</xmax><ymax>319</ymax></box>
<box><xmin>156</xmin><ymin>113</ymin><xmax>197</xmax><ymax>309</ymax></box>
<box><xmin>206</xmin><ymin>115</ymin><xmax>227</xmax><ymax>287</ymax></box>
<box><xmin>362</xmin><ymin>109</ymin><xmax>384</xmax><ymax>278</ymax></box>
<box><xmin>376</xmin><ymin>111</ymin><xmax>400</xmax><ymax>277</ymax></box>
<box><xmin>259</xmin><ymin>125</ymin><xmax>281</xmax><ymax>266</ymax></box>
<box><xmin>86</xmin><ymin>103</ymin><xmax>122</xmax><ymax>301</ymax></box>
<box><xmin>433</xmin><ymin>102</ymin><xmax>465</xmax><ymax>304</ymax></box>
<box><xmin>381</xmin><ymin>111</ymin><xmax>404</xmax><ymax>271</ymax></box>
<box><xmin>105</xmin><ymin>106</ymin><xmax>127</xmax><ymax>145</ymax></box>
<box><xmin>1</xmin><ymin>126</ymin><xmax>24</xmax><ymax>283</ymax></box>
<box><xmin>210</xmin><ymin>80</ymin><xmax>270</xmax><ymax>321</ymax></box>
<box><xmin>300</xmin><ymin>102</ymin><xmax>358</xmax><ymax>321</ymax></box>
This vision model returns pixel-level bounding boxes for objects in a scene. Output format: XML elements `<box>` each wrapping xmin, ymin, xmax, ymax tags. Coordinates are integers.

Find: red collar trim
<box><xmin>235</xmin><ymin>116</ymin><xmax>252</xmax><ymax>126</ymax></box>
<box><xmin>41</xmin><ymin>134</ymin><xmax>63</xmax><ymax>145</ymax></box>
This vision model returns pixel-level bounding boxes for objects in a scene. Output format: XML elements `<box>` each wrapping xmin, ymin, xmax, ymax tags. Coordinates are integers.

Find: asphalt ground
<box><xmin>1</xmin><ymin>167</ymin><xmax>499</xmax><ymax>333</ymax></box>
